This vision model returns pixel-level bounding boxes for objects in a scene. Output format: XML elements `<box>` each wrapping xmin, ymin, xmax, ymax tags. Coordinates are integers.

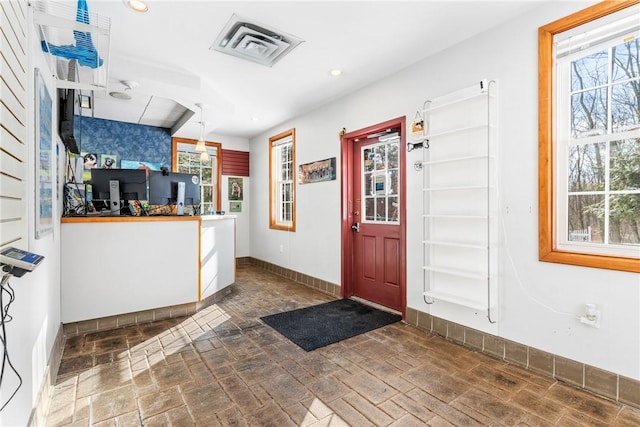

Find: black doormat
<box><xmin>260</xmin><ymin>298</ymin><xmax>402</xmax><ymax>351</ymax></box>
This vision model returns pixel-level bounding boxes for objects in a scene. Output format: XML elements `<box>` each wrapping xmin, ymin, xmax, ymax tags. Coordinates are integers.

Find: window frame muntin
<box><xmin>269</xmin><ymin>128</ymin><xmax>296</xmax><ymax>231</ymax></box>
<box><xmin>538</xmin><ymin>0</ymin><xmax>640</xmax><ymax>273</ymax></box>
<box><xmin>171</xmin><ymin>137</ymin><xmax>222</xmax><ymax>212</ymax></box>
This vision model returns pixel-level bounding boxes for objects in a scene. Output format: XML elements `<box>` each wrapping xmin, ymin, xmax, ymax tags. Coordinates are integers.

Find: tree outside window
<box><xmin>539</xmin><ymin>0</ymin><xmax>639</xmax><ymax>272</ymax></box>
<box><xmin>566</xmin><ymin>38</ymin><xmax>639</xmax><ymax>246</ymax></box>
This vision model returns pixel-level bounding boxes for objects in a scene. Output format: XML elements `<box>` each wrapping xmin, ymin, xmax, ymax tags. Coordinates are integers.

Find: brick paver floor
<box><xmin>45</xmin><ymin>264</ymin><xmax>640</xmax><ymax>426</ymax></box>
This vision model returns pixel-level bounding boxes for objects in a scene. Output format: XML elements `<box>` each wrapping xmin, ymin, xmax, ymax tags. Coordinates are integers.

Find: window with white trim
<box><xmin>556</xmin><ymin>6</ymin><xmax>639</xmax><ymax>257</ymax></box>
<box><xmin>539</xmin><ymin>1</ymin><xmax>639</xmax><ymax>272</ymax></box>
<box><xmin>172</xmin><ymin>137</ymin><xmax>221</xmax><ymax>215</ymax></box>
<box><xmin>269</xmin><ymin>129</ymin><xmax>295</xmax><ymax>231</ymax></box>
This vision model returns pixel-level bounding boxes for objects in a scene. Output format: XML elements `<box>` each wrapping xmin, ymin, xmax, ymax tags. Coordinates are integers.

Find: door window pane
<box><xmin>374</xmin><ymin>145</ymin><xmax>386</xmax><ymax>170</ymax></box>
<box><xmin>376</xmin><ymin>198</ymin><xmax>387</xmax><ymax>221</ymax></box>
<box><xmin>389</xmin><ymin>169</ymin><xmax>398</xmax><ymax>195</ymax></box>
<box><xmin>365</xmin><ymin>198</ymin><xmax>375</xmax><ymax>221</ymax></box>
<box><xmin>364</xmin><ymin>172</ymin><xmax>373</xmax><ymax>195</ymax></box>
<box><xmin>361</xmin><ymin>137</ymin><xmax>400</xmax><ymax>224</ymax></box>
<box><xmin>388</xmin><ymin>196</ymin><xmax>399</xmax><ymax>222</ymax></box>
<box><xmin>363</xmin><ymin>148</ymin><xmax>375</xmax><ymax>172</ymax></box>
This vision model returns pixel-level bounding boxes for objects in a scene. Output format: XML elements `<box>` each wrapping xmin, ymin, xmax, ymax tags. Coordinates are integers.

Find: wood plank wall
<box><xmin>222</xmin><ymin>149</ymin><xmax>249</xmax><ymax>176</ymax></box>
<box><xmin>0</xmin><ymin>0</ymin><xmax>28</xmax><ymax>249</ymax></box>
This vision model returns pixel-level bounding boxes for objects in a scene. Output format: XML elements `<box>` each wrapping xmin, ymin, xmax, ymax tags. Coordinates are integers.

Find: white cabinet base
<box><xmin>61</xmin><ymin>216</ymin><xmax>236</xmax><ymax>324</ymax></box>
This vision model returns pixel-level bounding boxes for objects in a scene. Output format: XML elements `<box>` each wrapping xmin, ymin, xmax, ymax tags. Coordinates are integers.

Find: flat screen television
<box><xmin>57</xmin><ymin>88</ymin><xmax>79</xmax><ymax>154</ymax></box>
<box><xmin>148</xmin><ymin>171</ymin><xmax>201</xmax><ymax>214</ymax></box>
<box><xmin>90</xmin><ymin>168</ymin><xmax>147</xmax><ymax>214</ymax></box>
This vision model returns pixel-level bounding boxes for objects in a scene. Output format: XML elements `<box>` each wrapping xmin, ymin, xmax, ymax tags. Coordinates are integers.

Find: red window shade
<box><xmin>222</xmin><ymin>149</ymin><xmax>250</xmax><ymax>176</ymax></box>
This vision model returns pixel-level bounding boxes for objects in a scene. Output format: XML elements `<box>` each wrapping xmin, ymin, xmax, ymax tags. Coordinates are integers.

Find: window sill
<box><xmin>539</xmin><ymin>248</ymin><xmax>639</xmax><ymax>273</ymax></box>
<box><xmin>269</xmin><ymin>224</ymin><xmax>296</xmax><ymax>232</ymax></box>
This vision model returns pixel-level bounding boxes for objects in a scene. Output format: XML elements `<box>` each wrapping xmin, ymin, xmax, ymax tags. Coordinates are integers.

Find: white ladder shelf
<box><xmin>419</xmin><ymin>79</ymin><xmax>498</xmax><ymax>323</ymax></box>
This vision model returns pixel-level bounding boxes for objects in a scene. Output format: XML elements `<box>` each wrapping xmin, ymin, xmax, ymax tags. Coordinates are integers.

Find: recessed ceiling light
<box><xmin>109</xmin><ymin>91</ymin><xmax>132</xmax><ymax>100</ymax></box>
<box><xmin>125</xmin><ymin>0</ymin><xmax>148</xmax><ymax>13</ymax></box>
<box><xmin>251</xmin><ymin>117</ymin><xmax>260</xmax><ymax>121</ymax></box>
<box><xmin>329</xmin><ymin>69</ymin><xmax>343</xmax><ymax>77</ymax></box>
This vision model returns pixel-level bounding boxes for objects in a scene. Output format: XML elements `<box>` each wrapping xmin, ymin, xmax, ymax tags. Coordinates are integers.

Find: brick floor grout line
<box><xmin>44</xmin><ymin>264</ymin><xmax>640</xmax><ymax>426</ymax></box>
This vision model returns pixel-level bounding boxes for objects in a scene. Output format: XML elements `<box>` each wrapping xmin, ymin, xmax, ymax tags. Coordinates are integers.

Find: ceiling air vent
<box><xmin>210</xmin><ymin>14</ymin><xmax>304</xmax><ymax>67</ymax></box>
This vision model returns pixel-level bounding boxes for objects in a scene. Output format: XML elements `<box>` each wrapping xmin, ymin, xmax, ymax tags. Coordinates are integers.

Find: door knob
<box><xmin>351</xmin><ymin>222</ymin><xmax>360</xmax><ymax>232</ymax></box>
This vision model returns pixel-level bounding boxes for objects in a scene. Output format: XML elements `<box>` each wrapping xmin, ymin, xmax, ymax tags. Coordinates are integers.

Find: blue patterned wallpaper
<box><xmin>73</xmin><ymin>115</ymin><xmax>171</xmax><ymax>167</ymax></box>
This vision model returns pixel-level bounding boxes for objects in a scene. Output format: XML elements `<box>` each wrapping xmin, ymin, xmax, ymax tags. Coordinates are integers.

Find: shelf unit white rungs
<box><xmin>422</xmin><ymin>91</ymin><xmax>488</xmax><ymax>113</ymax></box>
<box><xmin>423</xmin><ymin>290</ymin><xmax>488</xmax><ymax>311</ymax></box>
<box><xmin>421</xmin><ymin>155</ymin><xmax>494</xmax><ymax>166</ymax></box>
<box><xmin>422</xmin><ymin>185</ymin><xmax>491</xmax><ymax>192</ymax></box>
<box><xmin>422</xmin><ymin>214</ymin><xmax>486</xmax><ymax>219</ymax></box>
<box><xmin>422</xmin><ymin>265</ymin><xmax>487</xmax><ymax>281</ymax></box>
<box><xmin>423</xmin><ymin>124</ymin><xmax>488</xmax><ymax>139</ymax></box>
<box><xmin>422</xmin><ymin>240</ymin><xmax>487</xmax><ymax>250</ymax></box>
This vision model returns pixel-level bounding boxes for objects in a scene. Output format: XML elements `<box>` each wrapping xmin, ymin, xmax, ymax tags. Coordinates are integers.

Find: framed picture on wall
<box><xmin>229</xmin><ymin>201</ymin><xmax>242</xmax><ymax>213</ymax></box>
<box><xmin>35</xmin><ymin>68</ymin><xmax>53</xmax><ymax>239</ymax></box>
<box><xmin>228</xmin><ymin>177</ymin><xmax>243</xmax><ymax>200</ymax></box>
<box><xmin>121</xmin><ymin>160</ymin><xmax>163</xmax><ymax>172</ymax></box>
<box><xmin>100</xmin><ymin>154</ymin><xmax>118</xmax><ymax>169</ymax></box>
<box><xmin>298</xmin><ymin>157</ymin><xmax>336</xmax><ymax>184</ymax></box>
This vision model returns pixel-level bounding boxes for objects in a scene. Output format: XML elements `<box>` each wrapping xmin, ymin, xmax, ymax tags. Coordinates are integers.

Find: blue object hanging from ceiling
<box><xmin>40</xmin><ymin>0</ymin><xmax>103</xmax><ymax>69</ymax></box>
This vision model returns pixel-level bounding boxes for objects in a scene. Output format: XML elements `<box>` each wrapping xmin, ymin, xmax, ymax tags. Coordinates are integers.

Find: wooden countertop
<box><xmin>61</xmin><ymin>215</ymin><xmax>201</xmax><ymax>223</ymax></box>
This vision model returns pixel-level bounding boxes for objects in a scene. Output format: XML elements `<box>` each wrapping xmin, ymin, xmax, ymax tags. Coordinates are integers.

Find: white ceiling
<box><xmin>65</xmin><ymin>0</ymin><xmax>545</xmax><ymax>140</ymax></box>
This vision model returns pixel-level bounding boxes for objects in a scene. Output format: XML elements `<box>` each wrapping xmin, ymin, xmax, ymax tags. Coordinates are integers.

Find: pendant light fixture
<box><xmin>195</xmin><ymin>103</ymin><xmax>207</xmax><ymax>153</ymax></box>
<box><xmin>200</xmin><ymin>149</ymin><xmax>210</xmax><ymax>162</ymax></box>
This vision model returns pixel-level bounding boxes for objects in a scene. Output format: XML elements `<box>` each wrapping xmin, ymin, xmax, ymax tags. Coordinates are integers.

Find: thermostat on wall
<box><xmin>0</xmin><ymin>247</ymin><xmax>45</xmax><ymax>271</ymax></box>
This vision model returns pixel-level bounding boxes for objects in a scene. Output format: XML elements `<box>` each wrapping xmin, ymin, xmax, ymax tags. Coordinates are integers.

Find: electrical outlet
<box><xmin>580</xmin><ymin>304</ymin><xmax>601</xmax><ymax>328</ymax></box>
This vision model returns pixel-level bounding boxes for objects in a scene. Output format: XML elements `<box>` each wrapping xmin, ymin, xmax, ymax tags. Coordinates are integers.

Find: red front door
<box><xmin>342</xmin><ymin>119</ymin><xmax>406</xmax><ymax>313</ymax></box>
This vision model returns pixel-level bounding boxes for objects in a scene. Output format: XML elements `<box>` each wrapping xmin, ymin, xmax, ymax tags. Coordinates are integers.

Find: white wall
<box><xmin>250</xmin><ymin>0</ymin><xmax>640</xmax><ymax>380</ymax></box>
<box><xmin>250</xmin><ymin>121</ymin><xmax>345</xmax><ymax>284</ymax></box>
<box><xmin>220</xmin><ymin>175</ymin><xmax>250</xmax><ymax>257</ymax></box>
<box><xmin>210</xmin><ymin>132</ymin><xmax>251</xmax><ymax>257</ymax></box>
<box><xmin>0</xmin><ymin>7</ymin><xmax>63</xmax><ymax>425</ymax></box>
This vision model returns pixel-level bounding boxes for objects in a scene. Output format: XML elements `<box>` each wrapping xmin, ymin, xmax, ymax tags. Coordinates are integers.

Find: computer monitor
<box><xmin>90</xmin><ymin>168</ymin><xmax>147</xmax><ymax>215</ymax></box>
<box><xmin>148</xmin><ymin>171</ymin><xmax>201</xmax><ymax>214</ymax></box>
